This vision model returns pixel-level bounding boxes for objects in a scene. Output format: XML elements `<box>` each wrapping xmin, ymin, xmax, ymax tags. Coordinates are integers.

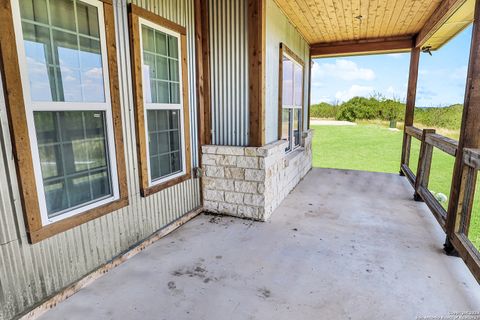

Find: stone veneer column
<box><xmin>201</xmin><ymin>130</ymin><xmax>313</xmax><ymax>221</ymax></box>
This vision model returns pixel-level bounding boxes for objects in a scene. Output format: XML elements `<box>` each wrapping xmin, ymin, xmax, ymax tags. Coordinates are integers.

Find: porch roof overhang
<box><xmin>274</xmin><ymin>0</ymin><xmax>475</xmax><ymax>58</ymax></box>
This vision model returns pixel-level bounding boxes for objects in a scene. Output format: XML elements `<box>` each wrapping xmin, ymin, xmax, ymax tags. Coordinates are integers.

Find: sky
<box><xmin>310</xmin><ymin>25</ymin><xmax>473</xmax><ymax>108</ymax></box>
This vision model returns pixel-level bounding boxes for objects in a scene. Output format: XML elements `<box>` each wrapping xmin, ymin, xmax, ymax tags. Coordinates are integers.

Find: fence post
<box><xmin>414</xmin><ymin>129</ymin><xmax>436</xmax><ymax>201</ymax></box>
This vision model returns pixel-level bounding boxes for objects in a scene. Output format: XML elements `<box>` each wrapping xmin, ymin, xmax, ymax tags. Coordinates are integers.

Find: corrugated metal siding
<box><xmin>209</xmin><ymin>0</ymin><xmax>249</xmax><ymax>146</ymax></box>
<box><xmin>0</xmin><ymin>1</ymin><xmax>200</xmax><ymax>319</ymax></box>
<box><xmin>265</xmin><ymin>0</ymin><xmax>310</xmax><ymax>144</ymax></box>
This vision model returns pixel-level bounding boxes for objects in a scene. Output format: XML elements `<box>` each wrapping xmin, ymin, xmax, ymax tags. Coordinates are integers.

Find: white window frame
<box><xmin>11</xmin><ymin>0</ymin><xmax>120</xmax><ymax>226</ymax></box>
<box><xmin>138</xmin><ymin>18</ymin><xmax>187</xmax><ymax>188</ymax></box>
<box><xmin>282</xmin><ymin>52</ymin><xmax>303</xmax><ymax>152</ymax></box>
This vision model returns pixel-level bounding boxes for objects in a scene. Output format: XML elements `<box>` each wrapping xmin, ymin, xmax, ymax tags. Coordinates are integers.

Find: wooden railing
<box><xmin>401</xmin><ymin>126</ymin><xmax>480</xmax><ymax>283</ymax></box>
<box><xmin>401</xmin><ymin>126</ymin><xmax>458</xmax><ymax>230</ymax></box>
<box><xmin>450</xmin><ymin>148</ymin><xmax>480</xmax><ymax>283</ymax></box>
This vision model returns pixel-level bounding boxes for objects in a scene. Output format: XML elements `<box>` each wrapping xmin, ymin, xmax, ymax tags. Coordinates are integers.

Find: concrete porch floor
<box><xmin>39</xmin><ymin>169</ymin><xmax>480</xmax><ymax>320</ymax></box>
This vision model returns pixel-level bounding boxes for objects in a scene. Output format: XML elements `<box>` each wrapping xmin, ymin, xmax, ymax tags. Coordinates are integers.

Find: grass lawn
<box><xmin>311</xmin><ymin>123</ymin><xmax>480</xmax><ymax>250</ymax></box>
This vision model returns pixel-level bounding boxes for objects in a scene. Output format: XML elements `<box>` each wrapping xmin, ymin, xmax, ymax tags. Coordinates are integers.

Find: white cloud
<box><xmin>335</xmin><ymin>84</ymin><xmax>374</xmax><ymax>102</ymax></box>
<box><xmin>85</xmin><ymin>67</ymin><xmax>103</xmax><ymax>79</ymax></box>
<box><xmin>389</xmin><ymin>53</ymin><xmax>407</xmax><ymax>59</ymax></box>
<box><xmin>451</xmin><ymin>65</ymin><xmax>467</xmax><ymax>80</ymax></box>
<box><xmin>313</xmin><ymin>59</ymin><xmax>376</xmax><ymax>81</ymax></box>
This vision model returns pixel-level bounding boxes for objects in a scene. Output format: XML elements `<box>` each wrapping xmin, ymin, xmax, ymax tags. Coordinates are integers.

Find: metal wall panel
<box><xmin>0</xmin><ymin>1</ymin><xmax>200</xmax><ymax>319</ymax></box>
<box><xmin>265</xmin><ymin>0</ymin><xmax>310</xmax><ymax>144</ymax></box>
<box><xmin>209</xmin><ymin>0</ymin><xmax>249</xmax><ymax>146</ymax></box>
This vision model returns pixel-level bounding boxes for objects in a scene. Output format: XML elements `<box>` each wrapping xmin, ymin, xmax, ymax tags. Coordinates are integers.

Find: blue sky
<box><xmin>311</xmin><ymin>25</ymin><xmax>472</xmax><ymax>108</ymax></box>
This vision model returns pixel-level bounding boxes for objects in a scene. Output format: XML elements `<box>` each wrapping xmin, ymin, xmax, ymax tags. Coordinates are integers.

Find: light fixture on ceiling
<box><xmin>422</xmin><ymin>46</ymin><xmax>433</xmax><ymax>56</ymax></box>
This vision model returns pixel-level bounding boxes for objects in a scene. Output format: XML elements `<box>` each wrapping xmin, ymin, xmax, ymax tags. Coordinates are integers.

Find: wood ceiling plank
<box><xmin>340</xmin><ymin>0</ymin><xmax>355</xmax><ymax>40</ymax></box>
<box><xmin>273</xmin><ymin>0</ymin><xmax>468</xmax><ymax>51</ymax></box>
<box><xmin>360</xmin><ymin>0</ymin><xmax>372</xmax><ymax>39</ymax></box>
<box><xmin>304</xmin><ymin>0</ymin><xmax>334</xmax><ymax>42</ymax></box>
<box><xmin>370</xmin><ymin>0</ymin><xmax>395</xmax><ymax>38</ymax></box>
<box><xmin>385</xmin><ymin>0</ymin><xmax>410</xmax><ymax>37</ymax></box>
<box><xmin>405</xmin><ymin>0</ymin><xmax>442</xmax><ymax>34</ymax></box>
<box><xmin>296</xmin><ymin>0</ymin><xmax>329</xmax><ymax>42</ymax></box>
<box><xmin>313</xmin><ymin>0</ymin><xmax>344</xmax><ymax>42</ymax></box>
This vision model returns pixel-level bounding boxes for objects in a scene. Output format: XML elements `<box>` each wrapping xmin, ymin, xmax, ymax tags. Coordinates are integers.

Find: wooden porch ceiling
<box><xmin>274</xmin><ymin>0</ymin><xmax>475</xmax><ymax>57</ymax></box>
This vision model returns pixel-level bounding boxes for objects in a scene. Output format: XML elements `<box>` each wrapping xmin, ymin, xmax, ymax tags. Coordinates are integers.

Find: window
<box><xmin>129</xmin><ymin>5</ymin><xmax>191</xmax><ymax>197</ymax></box>
<box><xmin>2</xmin><ymin>0</ymin><xmax>127</xmax><ymax>242</ymax></box>
<box><xmin>279</xmin><ymin>44</ymin><xmax>304</xmax><ymax>152</ymax></box>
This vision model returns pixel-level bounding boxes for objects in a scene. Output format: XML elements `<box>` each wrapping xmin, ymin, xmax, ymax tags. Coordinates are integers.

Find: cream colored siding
<box><xmin>265</xmin><ymin>0</ymin><xmax>310</xmax><ymax>144</ymax></box>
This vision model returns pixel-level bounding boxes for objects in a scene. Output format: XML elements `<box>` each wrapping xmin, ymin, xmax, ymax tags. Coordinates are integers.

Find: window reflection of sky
<box><xmin>24</xmin><ymin>40</ymin><xmax>105</xmax><ymax>103</ymax></box>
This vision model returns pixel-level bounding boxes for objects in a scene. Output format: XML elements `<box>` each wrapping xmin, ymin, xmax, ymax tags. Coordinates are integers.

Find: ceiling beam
<box><xmin>416</xmin><ymin>0</ymin><xmax>467</xmax><ymax>48</ymax></box>
<box><xmin>310</xmin><ymin>37</ymin><xmax>414</xmax><ymax>58</ymax></box>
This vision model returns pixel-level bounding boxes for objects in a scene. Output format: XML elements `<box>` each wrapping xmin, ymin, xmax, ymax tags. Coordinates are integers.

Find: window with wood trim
<box><xmin>0</xmin><ymin>0</ymin><xmax>128</xmax><ymax>243</ymax></box>
<box><xmin>279</xmin><ymin>43</ymin><xmax>304</xmax><ymax>152</ymax></box>
<box><xmin>129</xmin><ymin>4</ymin><xmax>191</xmax><ymax>197</ymax></box>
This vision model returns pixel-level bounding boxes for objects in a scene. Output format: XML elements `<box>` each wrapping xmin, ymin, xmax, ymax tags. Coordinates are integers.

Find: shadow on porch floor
<box><xmin>39</xmin><ymin>168</ymin><xmax>480</xmax><ymax>320</ymax></box>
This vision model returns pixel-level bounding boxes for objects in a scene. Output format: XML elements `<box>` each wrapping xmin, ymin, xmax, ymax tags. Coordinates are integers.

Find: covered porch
<box><xmin>35</xmin><ymin>169</ymin><xmax>480</xmax><ymax>320</ymax></box>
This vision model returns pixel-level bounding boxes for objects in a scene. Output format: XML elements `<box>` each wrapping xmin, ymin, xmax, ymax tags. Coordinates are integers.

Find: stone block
<box><xmin>225</xmin><ymin>192</ymin><xmax>244</xmax><ymax>204</ymax></box>
<box><xmin>237</xmin><ymin>156</ymin><xmax>259</xmax><ymax>169</ymax></box>
<box><xmin>235</xmin><ymin>181</ymin><xmax>258</xmax><ymax>194</ymax></box>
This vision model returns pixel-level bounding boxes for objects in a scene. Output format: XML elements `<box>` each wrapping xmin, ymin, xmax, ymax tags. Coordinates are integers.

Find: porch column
<box><xmin>445</xmin><ymin>0</ymin><xmax>480</xmax><ymax>248</ymax></box>
<box><xmin>400</xmin><ymin>46</ymin><xmax>421</xmax><ymax>173</ymax></box>
<box><xmin>247</xmin><ymin>0</ymin><xmax>266</xmax><ymax>147</ymax></box>
<box><xmin>194</xmin><ymin>0</ymin><xmax>212</xmax><ymax>146</ymax></box>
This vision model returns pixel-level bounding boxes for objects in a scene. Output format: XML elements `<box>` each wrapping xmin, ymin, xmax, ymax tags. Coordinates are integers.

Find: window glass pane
<box><xmin>171</xmin><ymin>151</ymin><xmax>181</xmax><ymax>172</ymax></box>
<box><xmin>20</xmin><ymin>0</ymin><xmax>48</xmax><ymax>24</ymax></box>
<box><xmin>155</xmin><ymin>56</ymin><xmax>169</xmax><ymax>80</ymax></box>
<box><xmin>20</xmin><ymin>0</ymin><xmax>105</xmax><ymax>103</ymax></box>
<box><xmin>157</xmin><ymin>81</ymin><xmax>170</xmax><ymax>103</ymax></box>
<box><xmin>141</xmin><ymin>25</ymin><xmax>181</xmax><ymax>105</ymax></box>
<box><xmin>168</xmin><ymin>35</ymin><xmax>178</xmax><ymax>58</ymax></box>
<box><xmin>80</xmin><ymin>37</ymin><xmax>105</xmax><ymax>102</ymax></box>
<box><xmin>169</xmin><ymin>110</ymin><xmax>179</xmax><ymax>129</ymax></box>
<box><xmin>157</xmin><ymin>110</ymin><xmax>169</xmax><ymax>130</ymax></box>
<box><xmin>77</xmin><ymin>1</ymin><xmax>100</xmax><ymax>37</ymax></box>
<box><xmin>169</xmin><ymin>59</ymin><xmax>179</xmax><ymax>81</ymax></box>
<box><xmin>147</xmin><ymin>110</ymin><xmax>182</xmax><ymax>181</ymax></box>
<box><xmin>155</xmin><ymin>31</ymin><xmax>167</xmax><ymax>55</ymax></box>
<box><xmin>34</xmin><ymin>111</ymin><xmax>112</xmax><ymax>217</ymax></box>
<box><xmin>159</xmin><ymin>154</ymin><xmax>171</xmax><ymax>176</ymax></box>
<box><xmin>294</xmin><ymin>64</ymin><xmax>303</xmax><ymax>107</ymax></box>
<box><xmin>142</xmin><ymin>26</ymin><xmax>155</xmax><ymax>52</ymax></box>
<box><xmin>282</xmin><ymin>108</ymin><xmax>291</xmax><ymax>151</ymax></box>
<box><xmin>50</xmin><ymin>0</ymin><xmax>76</xmax><ymax>32</ymax></box>
<box><xmin>293</xmin><ymin>109</ymin><xmax>301</xmax><ymax>147</ymax></box>
<box><xmin>282</xmin><ymin>56</ymin><xmax>293</xmax><ymax>106</ymax></box>
<box><xmin>22</xmin><ymin>23</ymin><xmax>55</xmax><ymax>101</ymax></box>
<box><xmin>170</xmin><ymin>83</ymin><xmax>180</xmax><ymax>104</ymax></box>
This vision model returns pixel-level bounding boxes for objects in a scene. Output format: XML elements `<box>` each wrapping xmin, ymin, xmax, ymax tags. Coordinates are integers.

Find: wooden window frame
<box><xmin>128</xmin><ymin>4</ymin><xmax>191</xmax><ymax>197</ymax></box>
<box><xmin>278</xmin><ymin>43</ymin><xmax>305</xmax><ymax>152</ymax></box>
<box><xmin>0</xmin><ymin>0</ymin><xmax>128</xmax><ymax>244</ymax></box>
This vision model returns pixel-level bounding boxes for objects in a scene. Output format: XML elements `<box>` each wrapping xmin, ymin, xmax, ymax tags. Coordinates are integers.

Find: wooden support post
<box><xmin>247</xmin><ymin>0</ymin><xmax>266</xmax><ymax>147</ymax></box>
<box><xmin>414</xmin><ymin>129</ymin><xmax>436</xmax><ymax>201</ymax></box>
<box><xmin>446</xmin><ymin>0</ymin><xmax>480</xmax><ymax>249</ymax></box>
<box><xmin>400</xmin><ymin>47</ymin><xmax>421</xmax><ymax>174</ymax></box>
<box><xmin>194</xmin><ymin>0</ymin><xmax>211</xmax><ymax>146</ymax></box>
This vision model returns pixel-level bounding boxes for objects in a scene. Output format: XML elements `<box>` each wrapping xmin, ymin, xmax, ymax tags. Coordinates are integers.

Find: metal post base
<box><xmin>444</xmin><ymin>237</ymin><xmax>459</xmax><ymax>257</ymax></box>
<box><xmin>413</xmin><ymin>193</ymin><xmax>423</xmax><ymax>202</ymax></box>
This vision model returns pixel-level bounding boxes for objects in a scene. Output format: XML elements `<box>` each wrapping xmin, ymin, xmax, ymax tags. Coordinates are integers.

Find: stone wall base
<box><xmin>201</xmin><ymin>130</ymin><xmax>313</xmax><ymax>221</ymax></box>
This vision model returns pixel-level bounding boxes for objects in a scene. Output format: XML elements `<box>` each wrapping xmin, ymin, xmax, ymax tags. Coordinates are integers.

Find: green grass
<box><xmin>311</xmin><ymin>123</ymin><xmax>480</xmax><ymax>250</ymax></box>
